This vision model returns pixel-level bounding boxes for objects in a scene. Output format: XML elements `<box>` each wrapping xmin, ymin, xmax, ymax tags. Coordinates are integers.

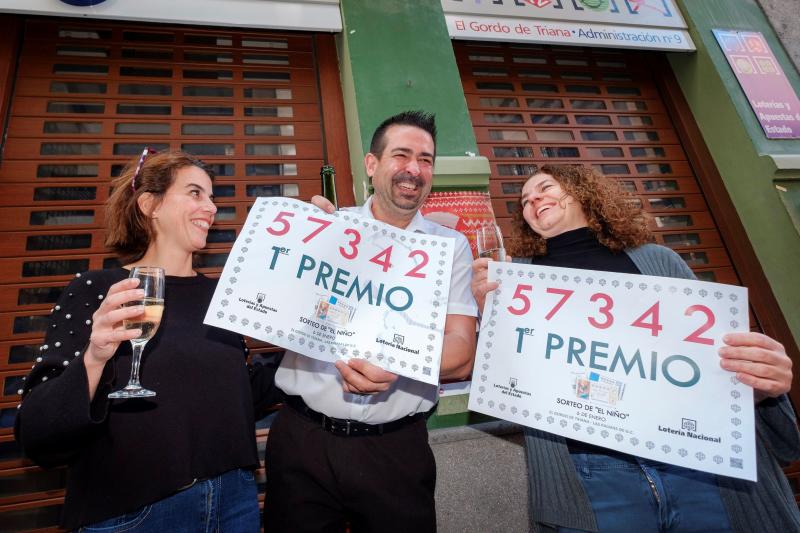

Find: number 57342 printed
<box><xmin>204</xmin><ymin>198</ymin><xmax>455</xmax><ymax>385</ymax></box>
<box><xmin>468</xmin><ymin>262</ymin><xmax>756</xmax><ymax>481</ymax></box>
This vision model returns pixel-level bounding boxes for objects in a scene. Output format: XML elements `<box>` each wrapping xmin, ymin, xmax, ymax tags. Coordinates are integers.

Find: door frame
<box><xmin>651</xmin><ymin>53</ymin><xmax>800</xmax><ymax>406</ymax></box>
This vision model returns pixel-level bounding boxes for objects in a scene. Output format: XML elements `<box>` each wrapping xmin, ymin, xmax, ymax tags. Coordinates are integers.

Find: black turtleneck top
<box><xmin>530</xmin><ymin>227</ymin><xmax>640</xmax><ymax>275</ymax></box>
<box><xmin>530</xmin><ymin>227</ymin><xmax>640</xmax><ymax>456</ymax></box>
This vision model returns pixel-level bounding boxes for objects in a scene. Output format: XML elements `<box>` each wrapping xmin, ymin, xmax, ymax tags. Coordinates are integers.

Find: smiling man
<box><xmin>265</xmin><ymin>111</ymin><xmax>478</xmax><ymax>532</ymax></box>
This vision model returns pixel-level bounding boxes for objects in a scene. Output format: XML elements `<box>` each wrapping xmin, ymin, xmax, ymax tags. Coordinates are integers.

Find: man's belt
<box><xmin>284</xmin><ymin>395</ymin><xmax>425</xmax><ymax>437</ymax></box>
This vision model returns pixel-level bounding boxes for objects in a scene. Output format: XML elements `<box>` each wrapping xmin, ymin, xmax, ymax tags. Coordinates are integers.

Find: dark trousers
<box><xmin>264</xmin><ymin>405</ymin><xmax>437</xmax><ymax>533</ymax></box>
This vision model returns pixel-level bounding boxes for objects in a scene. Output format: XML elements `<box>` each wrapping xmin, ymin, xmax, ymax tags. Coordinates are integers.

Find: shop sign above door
<box><xmin>714</xmin><ymin>29</ymin><xmax>800</xmax><ymax>139</ymax></box>
<box><xmin>0</xmin><ymin>0</ymin><xmax>342</xmax><ymax>32</ymax></box>
<box><xmin>442</xmin><ymin>0</ymin><xmax>694</xmax><ymax>51</ymax></box>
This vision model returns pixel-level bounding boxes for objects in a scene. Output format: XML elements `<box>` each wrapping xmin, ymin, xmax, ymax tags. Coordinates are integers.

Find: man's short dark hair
<box><xmin>369</xmin><ymin>110</ymin><xmax>437</xmax><ymax>158</ymax></box>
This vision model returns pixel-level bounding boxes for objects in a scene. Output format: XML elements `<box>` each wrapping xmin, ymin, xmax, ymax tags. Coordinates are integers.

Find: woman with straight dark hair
<box><xmin>16</xmin><ymin>149</ymin><xmax>280</xmax><ymax>532</ymax></box>
<box><xmin>472</xmin><ymin>164</ymin><xmax>800</xmax><ymax>532</ymax></box>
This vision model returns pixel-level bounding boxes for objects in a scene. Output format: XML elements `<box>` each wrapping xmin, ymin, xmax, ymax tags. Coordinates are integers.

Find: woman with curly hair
<box><xmin>508</xmin><ymin>164</ymin><xmax>652</xmax><ymax>258</ymax></box>
<box><xmin>472</xmin><ymin>164</ymin><xmax>800</xmax><ymax>532</ymax></box>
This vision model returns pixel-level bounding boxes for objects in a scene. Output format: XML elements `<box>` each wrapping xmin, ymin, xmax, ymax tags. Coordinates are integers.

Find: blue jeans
<box><xmin>78</xmin><ymin>468</ymin><xmax>259</xmax><ymax>533</ymax></box>
<box><xmin>560</xmin><ymin>453</ymin><xmax>732</xmax><ymax>533</ymax></box>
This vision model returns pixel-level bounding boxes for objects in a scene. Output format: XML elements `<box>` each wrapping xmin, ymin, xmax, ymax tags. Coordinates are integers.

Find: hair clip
<box><xmin>131</xmin><ymin>147</ymin><xmax>157</xmax><ymax>191</ymax></box>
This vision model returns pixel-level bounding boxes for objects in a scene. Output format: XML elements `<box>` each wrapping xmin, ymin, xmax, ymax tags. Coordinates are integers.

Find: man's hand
<box><xmin>310</xmin><ymin>195</ymin><xmax>336</xmax><ymax>214</ymax></box>
<box><xmin>719</xmin><ymin>331</ymin><xmax>792</xmax><ymax>403</ymax></box>
<box><xmin>335</xmin><ymin>359</ymin><xmax>399</xmax><ymax>394</ymax></box>
<box><xmin>439</xmin><ymin>314</ymin><xmax>477</xmax><ymax>381</ymax></box>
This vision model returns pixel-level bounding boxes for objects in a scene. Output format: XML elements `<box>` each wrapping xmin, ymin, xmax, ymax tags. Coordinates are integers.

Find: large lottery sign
<box><xmin>204</xmin><ymin>198</ymin><xmax>455</xmax><ymax>386</ymax></box>
<box><xmin>469</xmin><ymin>262</ymin><xmax>755</xmax><ymax>480</ymax></box>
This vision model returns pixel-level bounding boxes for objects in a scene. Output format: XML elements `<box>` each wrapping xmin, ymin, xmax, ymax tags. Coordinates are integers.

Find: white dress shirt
<box><xmin>275</xmin><ymin>196</ymin><xmax>478</xmax><ymax>424</ymax></box>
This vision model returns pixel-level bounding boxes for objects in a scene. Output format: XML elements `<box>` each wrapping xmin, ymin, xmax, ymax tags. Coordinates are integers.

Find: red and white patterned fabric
<box><xmin>420</xmin><ymin>191</ymin><xmax>497</xmax><ymax>259</ymax></box>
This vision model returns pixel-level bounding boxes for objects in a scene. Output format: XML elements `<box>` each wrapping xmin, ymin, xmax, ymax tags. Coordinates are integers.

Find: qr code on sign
<box><xmin>730</xmin><ymin>458</ymin><xmax>743</xmax><ymax>469</ymax></box>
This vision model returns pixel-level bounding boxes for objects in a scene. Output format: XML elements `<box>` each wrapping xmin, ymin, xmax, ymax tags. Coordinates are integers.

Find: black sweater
<box><xmin>532</xmin><ymin>227</ymin><xmax>640</xmax><ymax>275</ymax></box>
<box><xmin>15</xmin><ymin>268</ymin><xmax>281</xmax><ymax>529</ymax></box>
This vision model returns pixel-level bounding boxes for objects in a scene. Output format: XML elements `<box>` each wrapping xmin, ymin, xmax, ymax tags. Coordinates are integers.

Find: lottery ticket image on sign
<box><xmin>468</xmin><ymin>262</ymin><xmax>755</xmax><ymax>481</ymax></box>
<box><xmin>204</xmin><ymin>198</ymin><xmax>456</xmax><ymax>385</ymax></box>
<box><xmin>574</xmin><ymin>372</ymin><xmax>625</xmax><ymax>405</ymax></box>
<box><xmin>314</xmin><ymin>294</ymin><xmax>355</xmax><ymax>326</ymax></box>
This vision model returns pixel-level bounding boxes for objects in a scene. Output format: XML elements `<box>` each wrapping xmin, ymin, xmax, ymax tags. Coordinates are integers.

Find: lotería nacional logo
<box><xmin>659</xmin><ymin>419</ymin><xmax>720</xmax><ymax>443</ymax></box>
<box><xmin>376</xmin><ymin>333</ymin><xmax>419</xmax><ymax>355</ymax></box>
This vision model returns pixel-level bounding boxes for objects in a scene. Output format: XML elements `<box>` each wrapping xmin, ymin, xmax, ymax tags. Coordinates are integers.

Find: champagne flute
<box><xmin>109</xmin><ymin>266</ymin><xmax>165</xmax><ymax>399</ymax></box>
<box><xmin>476</xmin><ymin>222</ymin><xmax>506</xmax><ymax>262</ymax></box>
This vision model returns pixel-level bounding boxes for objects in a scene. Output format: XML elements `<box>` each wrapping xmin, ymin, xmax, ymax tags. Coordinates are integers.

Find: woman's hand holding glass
<box><xmin>83</xmin><ymin>278</ymin><xmax>147</xmax><ymax>400</ymax></box>
<box><xmin>470</xmin><ymin>258</ymin><xmax>498</xmax><ymax>313</ymax></box>
<box><xmin>471</xmin><ymin>255</ymin><xmax>514</xmax><ymax>313</ymax></box>
<box><xmin>108</xmin><ymin>267</ymin><xmax>164</xmax><ymax>398</ymax></box>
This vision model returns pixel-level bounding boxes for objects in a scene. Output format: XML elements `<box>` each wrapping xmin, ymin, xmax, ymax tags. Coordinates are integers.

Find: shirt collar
<box><xmin>359</xmin><ymin>196</ymin><xmax>428</xmax><ymax>234</ymax></box>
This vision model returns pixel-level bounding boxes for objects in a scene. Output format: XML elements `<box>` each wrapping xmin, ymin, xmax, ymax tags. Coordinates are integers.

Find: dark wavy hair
<box><xmin>369</xmin><ymin>110</ymin><xmax>437</xmax><ymax>158</ymax></box>
<box><xmin>509</xmin><ymin>164</ymin><xmax>652</xmax><ymax>257</ymax></box>
<box><xmin>105</xmin><ymin>150</ymin><xmax>213</xmax><ymax>264</ymax></box>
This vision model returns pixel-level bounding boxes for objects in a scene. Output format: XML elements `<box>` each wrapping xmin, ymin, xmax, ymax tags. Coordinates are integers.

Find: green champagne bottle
<box><xmin>320</xmin><ymin>164</ymin><xmax>338</xmax><ymax>209</ymax></box>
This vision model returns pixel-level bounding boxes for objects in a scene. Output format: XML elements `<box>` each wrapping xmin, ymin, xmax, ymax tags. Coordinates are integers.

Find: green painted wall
<box><xmin>337</xmin><ymin>0</ymin><xmax>489</xmax><ymax>202</ymax></box>
<box><xmin>669</xmin><ymin>0</ymin><xmax>800</xmax><ymax>348</ymax></box>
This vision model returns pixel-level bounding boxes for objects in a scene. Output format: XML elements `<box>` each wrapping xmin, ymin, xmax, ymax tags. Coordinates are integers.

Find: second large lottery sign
<box><xmin>204</xmin><ymin>198</ymin><xmax>454</xmax><ymax>385</ymax></box>
<box><xmin>469</xmin><ymin>262</ymin><xmax>756</xmax><ymax>480</ymax></box>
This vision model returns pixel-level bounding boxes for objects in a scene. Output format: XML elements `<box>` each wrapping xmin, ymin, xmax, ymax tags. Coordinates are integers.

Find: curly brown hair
<box><xmin>508</xmin><ymin>164</ymin><xmax>652</xmax><ymax>257</ymax></box>
<box><xmin>105</xmin><ymin>150</ymin><xmax>213</xmax><ymax>264</ymax></box>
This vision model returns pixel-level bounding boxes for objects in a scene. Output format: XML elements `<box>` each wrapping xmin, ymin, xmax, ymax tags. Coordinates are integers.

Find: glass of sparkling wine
<box><xmin>109</xmin><ymin>266</ymin><xmax>165</xmax><ymax>399</ymax></box>
<box><xmin>476</xmin><ymin>222</ymin><xmax>506</xmax><ymax>262</ymax></box>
